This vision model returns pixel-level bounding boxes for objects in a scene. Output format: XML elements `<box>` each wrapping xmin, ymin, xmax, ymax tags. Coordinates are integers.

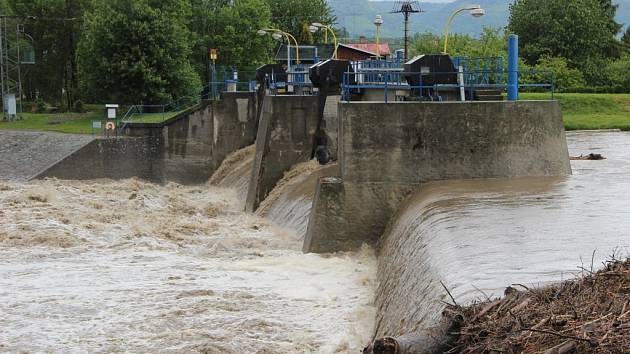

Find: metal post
<box><xmin>0</xmin><ymin>18</ymin><xmax>5</xmax><ymax>115</ymax></box>
<box><xmin>458</xmin><ymin>65</ymin><xmax>465</xmax><ymax>102</ymax></box>
<box><xmin>507</xmin><ymin>34</ymin><xmax>519</xmax><ymax>101</ymax></box>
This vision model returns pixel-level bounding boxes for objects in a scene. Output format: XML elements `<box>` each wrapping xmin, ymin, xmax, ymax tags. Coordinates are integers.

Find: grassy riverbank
<box><xmin>0</xmin><ymin>109</ymin><xmax>182</xmax><ymax>134</ymax></box>
<box><xmin>522</xmin><ymin>93</ymin><xmax>630</xmax><ymax>131</ymax></box>
<box><xmin>1</xmin><ymin>94</ymin><xmax>629</xmax><ymax>134</ymax></box>
<box><xmin>0</xmin><ymin>112</ymin><xmax>102</xmax><ymax>135</ymax></box>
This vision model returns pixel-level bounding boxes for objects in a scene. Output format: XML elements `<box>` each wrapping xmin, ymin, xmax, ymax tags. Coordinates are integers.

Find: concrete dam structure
<box><xmin>35</xmin><ymin>92</ymin><xmax>258</xmax><ymax>185</ymax></box>
<box><xmin>304</xmin><ymin>100</ymin><xmax>572</xmax><ymax>254</ymax></box>
<box><xmin>204</xmin><ymin>93</ymin><xmax>573</xmax><ymax>345</ymax></box>
<box><xmin>28</xmin><ymin>53</ymin><xmax>576</xmax><ymax>349</ymax></box>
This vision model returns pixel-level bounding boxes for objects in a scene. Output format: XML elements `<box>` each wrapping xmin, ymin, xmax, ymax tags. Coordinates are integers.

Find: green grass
<box><xmin>124</xmin><ymin>111</ymin><xmax>183</xmax><ymax>124</ymax></box>
<box><xmin>521</xmin><ymin>93</ymin><xmax>630</xmax><ymax>131</ymax></box>
<box><xmin>0</xmin><ymin>108</ymin><xmax>185</xmax><ymax>134</ymax></box>
<box><xmin>0</xmin><ymin>112</ymin><xmax>103</xmax><ymax>135</ymax></box>
<box><xmin>2</xmin><ymin>95</ymin><xmax>629</xmax><ymax>134</ymax></box>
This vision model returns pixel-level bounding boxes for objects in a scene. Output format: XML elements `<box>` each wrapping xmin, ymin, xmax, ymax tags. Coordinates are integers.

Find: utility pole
<box><xmin>391</xmin><ymin>1</ymin><xmax>423</xmax><ymax>61</ymax></box>
<box><xmin>0</xmin><ymin>15</ymin><xmax>74</xmax><ymax>120</ymax></box>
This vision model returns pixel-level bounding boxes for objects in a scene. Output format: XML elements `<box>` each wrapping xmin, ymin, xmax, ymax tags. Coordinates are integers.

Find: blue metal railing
<box><xmin>453</xmin><ymin>56</ymin><xmax>505</xmax><ymax>86</ymax></box>
<box><xmin>117</xmin><ymin>81</ymin><xmax>257</xmax><ymax>133</ymax></box>
<box><xmin>263</xmin><ymin>65</ymin><xmax>316</xmax><ymax>94</ymax></box>
<box><xmin>341</xmin><ymin>69</ymin><xmax>555</xmax><ymax>103</ymax></box>
<box><xmin>351</xmin><ymin>59</ymin><xmax>404</xmax><ymax>71</ymax></box>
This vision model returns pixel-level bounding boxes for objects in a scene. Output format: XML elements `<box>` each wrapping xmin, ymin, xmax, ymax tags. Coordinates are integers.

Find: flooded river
<box><xmin>0</xmin><ymin>179</ymin><xmax>375</xmax><ymax>353</ymax></box>
<box><xmin>2</xmin><ymin>131</ymin><xmax>630</xmax><ymax>350</ymax></box>
<box><xmin>376</xmin><ymin>131</ymin><xmax>630</xmax><ymax>337</ymax></box>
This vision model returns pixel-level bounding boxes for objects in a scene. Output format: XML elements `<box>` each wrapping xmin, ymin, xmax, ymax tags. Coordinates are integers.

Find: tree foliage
<box><xmin>9</xmin><ymin>0</ymin><xmax>88</xmax><ymax>108</ymax></box>
<box><xmin>531</xmin><ymin>57</ymin><xmax>586</xmax><ymax>92</ymax></box>
<box><xmin>623</xmin><ymin>27</ymin><xmax>630</xmax><ymax>54</ymax></box>
<box><xmin>605</xmin><ymin>56</ymin><xmax>630</xmax><ymax>92</ymax></box>
<box><xmin>508</xmin><ymin>0</ymin><xmax>621</xmax><ymax>67</ymax></box>
<box><xmin>411</xmin><ymin>27</ymin><xmax>506</xmax><ymax>59</ymax></box>
<box><xmin>77</xmin><ymin>0</ymin><xmax>200</xmax><ymax>105</ymax></box>
<box><xmin>265</xmin><ymin>0</ymin><xmax>336</xmax><ymax>44</ymax></box>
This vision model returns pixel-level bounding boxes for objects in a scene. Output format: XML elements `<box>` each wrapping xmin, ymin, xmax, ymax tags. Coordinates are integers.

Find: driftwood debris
<box><xmin>570</xmin><ymin>153</ymin><xmax>606</xmax><ymax>160</ymax></box>
<box><xmin>363</xmin><ymin>315</ymin><xmax>463</xmax><ymax>354</ymax></box>
<box><xmin>449</xmin><ymin>258</ymin><xmax>630</xmax><ymax>353</ymax></box>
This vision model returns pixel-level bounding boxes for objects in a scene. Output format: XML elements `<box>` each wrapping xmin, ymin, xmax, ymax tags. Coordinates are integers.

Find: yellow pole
<box><xmin>283</xmin><ymin>32</ymin><xmax>300</xmax><ymax>64</ymax></box>
<box><xmin>323</xmin><ymin>25</ymin><xmax>338</xmax><ymax>59</ymax></box>
<box><xmin>376</xmin><ymin>25</ymin><xmax>381</xmax><ymax>60</ymax></box>
<box><xmin>262</xmin><ymin>28</ymin><xmax>300</xmax><ymax>64</ymax></box>
<box><xmin>443</xmin><ymin>8</ymin><xmax>470</xmax><ymax>54</ymax></box>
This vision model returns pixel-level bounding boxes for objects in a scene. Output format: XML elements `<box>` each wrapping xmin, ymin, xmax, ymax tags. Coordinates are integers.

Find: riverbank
<box><xmin>450</xmin><ymin>258</ymin><xmax>630</xmax><ymax>353</ymax></box>
<box><xmin>522</xmin><ymin>93</ymin><xmax>630</xmax><ymax>131</ymax></box>
<box><xmin>2</xmin><ymin>93</ymin><xmax>629</xmax><ymax>134</ymax></box>
<box><xmin>0</xmin><ymin>108</ymin><xmax>182</xmax><ymax>135</ymax></box>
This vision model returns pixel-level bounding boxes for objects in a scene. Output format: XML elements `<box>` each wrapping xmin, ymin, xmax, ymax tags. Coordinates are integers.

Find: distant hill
<box><xmin>329</xmin><ymin>0</ymin><xmax>630</xmax><ymax>38</ymax></box>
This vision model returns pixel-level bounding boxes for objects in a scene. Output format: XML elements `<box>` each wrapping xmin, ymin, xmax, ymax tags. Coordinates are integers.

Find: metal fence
<box><xmin>341</xmin><ymin>69</ymin><xmax>555</xmax><ymax>102</ymax></box>
<box><xmin>118</xmin><ymin>80</ymin><xmax>257</xmax><ymax>131</ymax></box>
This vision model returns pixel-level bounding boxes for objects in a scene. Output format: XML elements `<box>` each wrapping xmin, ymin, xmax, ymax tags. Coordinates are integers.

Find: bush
<box><xmin>533</xmin><ymin>57</ymin><xmax>586</xmax><ymax>92</ymax></box>
<box><xmin>604</xmin><ymin>56</ymin><xmax>630</xmax><ymax>92</ymax></box>
<box><xmin>35</xmin><ymin>99</ymin><xmax>47</xmax><ymax>114</ymax></box>
<box><xmin>73</xmin><ymin>100</ymin><xmax>85</xmax><ymax>113</ymax></box>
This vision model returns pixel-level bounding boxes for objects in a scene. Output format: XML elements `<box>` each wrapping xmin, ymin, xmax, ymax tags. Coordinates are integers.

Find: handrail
<box><xmin>341</xmin><ymin>69</ymin><xmax>555</xmax><ymax>102</ymax></box>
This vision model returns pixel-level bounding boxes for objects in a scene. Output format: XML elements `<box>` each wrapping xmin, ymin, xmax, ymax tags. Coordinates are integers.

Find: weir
<box><xmin>35</xmin><ymin>92</ymin><xmax>258</xmax><ymax>184</ymax></box>
<box><xmin>304</xmin><ymin>100</ymin><xmax>572</xmax><ymax>253</ymax></box>
<box><xmin>25</xmin><ymin>39</ymin><xmax>578</xmax><ymax>350</ymax></box>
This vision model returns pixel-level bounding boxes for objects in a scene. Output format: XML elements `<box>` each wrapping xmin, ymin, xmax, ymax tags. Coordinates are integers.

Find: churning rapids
<box><xmin>0</xmin><ymin>178</ymin><xmax>376</xmax><ymax>352</ymax></box>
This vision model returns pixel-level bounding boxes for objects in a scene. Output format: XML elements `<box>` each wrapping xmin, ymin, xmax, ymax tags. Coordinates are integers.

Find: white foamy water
<box><xmin>0</xmin><ymin>179</ymin><xmax>376</xmax><ymax>353</ymax></box>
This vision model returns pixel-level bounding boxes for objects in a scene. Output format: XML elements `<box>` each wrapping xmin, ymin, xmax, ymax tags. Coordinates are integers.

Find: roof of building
<box><xmin>274</xmin><ymin>44</ymin><xmax>335</xmax><ymax>62</ymax></box>
<box><xmin>342</xmin><ymin>42</ymin><xmax>391</xmax><ymax>56</ymax></box>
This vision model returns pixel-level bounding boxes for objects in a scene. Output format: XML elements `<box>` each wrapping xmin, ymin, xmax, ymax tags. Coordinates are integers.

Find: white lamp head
<box><xmin>272</xmin><ymin>32</ymin><xmax>283</xmax><ymax>41</ymax></box>
<box><xmin>312</xmin><ymin>22</ymin><xmax>325</xmax><ymax>28</ymax></box>
<box><xmin>309</xmin><ymin>25</ymin><xmax>319</xmax><ymax>33</ymax></box>
<box><xmin>374</xmin><ymin>15</ymin><xmax>383</xmax><ymax>26</ymax></box>
<box><xmin>257</xmin><ymin>29</ymin><xmax>268</xmax><ymax>36</ymax></box>
<box><xmin>470</xmin><ymin>8</ymin><xmax>485</xmax><ymax>17</ymax></box>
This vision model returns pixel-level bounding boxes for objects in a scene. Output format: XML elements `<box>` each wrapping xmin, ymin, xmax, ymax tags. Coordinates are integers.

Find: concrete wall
<box><xmin>304</xmin><ymin>100</ymin><xmax>572</xmax><ymax>253</ymax></box>
<box><xmin>245</xmin><ymin>95</ymin><xmax>320</xmax><ymax>212</ymax></box>
<box><xmin>0</xmin><ymin>131</ymin><xmax>94</xmax><ymax>182</ymax></box>
<box><xmin>37</xmin><ymin>92</ymin><xmax>257</xmax><ymax>185</ymax></box>
<box><xmin>36</xmin><ymin>138</ymin><xmax>166</xmax><ymax>182</ymax></box>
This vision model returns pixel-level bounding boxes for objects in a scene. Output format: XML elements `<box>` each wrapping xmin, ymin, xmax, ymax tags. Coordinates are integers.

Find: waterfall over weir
<box><xmin>211</xmin><ymin>132</ymin><xmax>630</xmax><ymax>343</ymax></box>
<box><xmin>375</xmin><ymin>132</ymin><xmax>630</xmax><ymax>338</ymax></box>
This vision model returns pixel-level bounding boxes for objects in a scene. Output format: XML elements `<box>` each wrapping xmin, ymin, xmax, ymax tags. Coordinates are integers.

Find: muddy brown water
<box><xmin>375</xmin><ymin>131</ymin><xmax>630</xmax><ymax>337</ymax></box>
<box><xmin>2</xmin><ymin>131</ymin><xmax>629</xmax><ymax>350</ymax></box>
<box><xmin>0</xmin><ymin>178</ymin><xmax>376</xmax><ymax>353</ymax></box>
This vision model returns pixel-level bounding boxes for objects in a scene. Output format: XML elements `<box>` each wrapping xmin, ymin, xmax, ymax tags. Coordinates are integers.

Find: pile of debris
<box><xmin>450</xmin><ymin>258</ymin><xmax>630</xmax><ymax>353</ymax></box>
<box><xmin>365</xmin><ymin>258</ymin><xmax>630</xmax><ymax>353</ymax></box>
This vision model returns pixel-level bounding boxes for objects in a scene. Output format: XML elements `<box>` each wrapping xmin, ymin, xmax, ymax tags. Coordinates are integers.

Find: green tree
<box><xmin>605</xmin><ymin>56</ymin><xmax>630</xmax><ymax>91</ymax></box>
<box><xmin>0</xmin><ymin>0</ymin><xmax>11</xmax><ymax>13</ymax></box>
<box><xmin>193</xmin><ymin>0</ymin><xmax>273</xmax><ymax>78</ymax></box>
<box><xmin>410</xmin><ymin>28</ymin><xmax>506</xmax><ymax>59</ymax></box>
<box><xmin>508</xmin><ymin>0</ymin><xmax>619</xmax><ymax>67</ymax></box>
<box><xmin>622</xmin><ymin>27</ymin><xmax>630</xmax><ymax>54</ymax></box>
<box><xmin>77</xmin><ymin>0</ymin><xmax>200</xmax><ymax>105</ymax></box>
<box><xmin>265</xmin><ymin>0</ymin><xmax>335</xmax><ymax>44</ymax></box>
<box><xmin>533</xmin><ymin>57</ymin><xmax>586</xmax><ymax>92</ymax></box>
<box><xmin>9</xmin><ymin>0</ymin><xmax>88</xmax><ymax>109</ymax></box>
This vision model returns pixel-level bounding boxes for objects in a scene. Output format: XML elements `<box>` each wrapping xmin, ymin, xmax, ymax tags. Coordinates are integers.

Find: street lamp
<box><xmin>309</xmin><ymin>22</ymin><xmax>338</xmax><ymax>59</ymax></box>
<box><xmin>374</xmin><ymin>15</ymin><xmax>383</xmax><ymax>60</ymax></box>
<box><xmin>257</xmin><ymin>28</ymin><xmax>300</xmax><ymax>68</ymax></box>
<box><xmin>442</xmin><ymin>5</ymin><xmax>485</xmax><ymax>54</ymax></box>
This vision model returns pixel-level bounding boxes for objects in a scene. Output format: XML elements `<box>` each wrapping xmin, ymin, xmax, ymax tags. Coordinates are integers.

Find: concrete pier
<box><xmin>36</xmin><ymin>92</ymin><xmax>258</xmax><ymax>184</ymax></box>
<box><xmin>304</xmin><ymin>101</ymin><xmax>572</xmax><ymax>253</ymax></box>
<box><xmin>245</xmin><ymin>95</ymin><xmax>320</xmax><ymax>212</ymax></box>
